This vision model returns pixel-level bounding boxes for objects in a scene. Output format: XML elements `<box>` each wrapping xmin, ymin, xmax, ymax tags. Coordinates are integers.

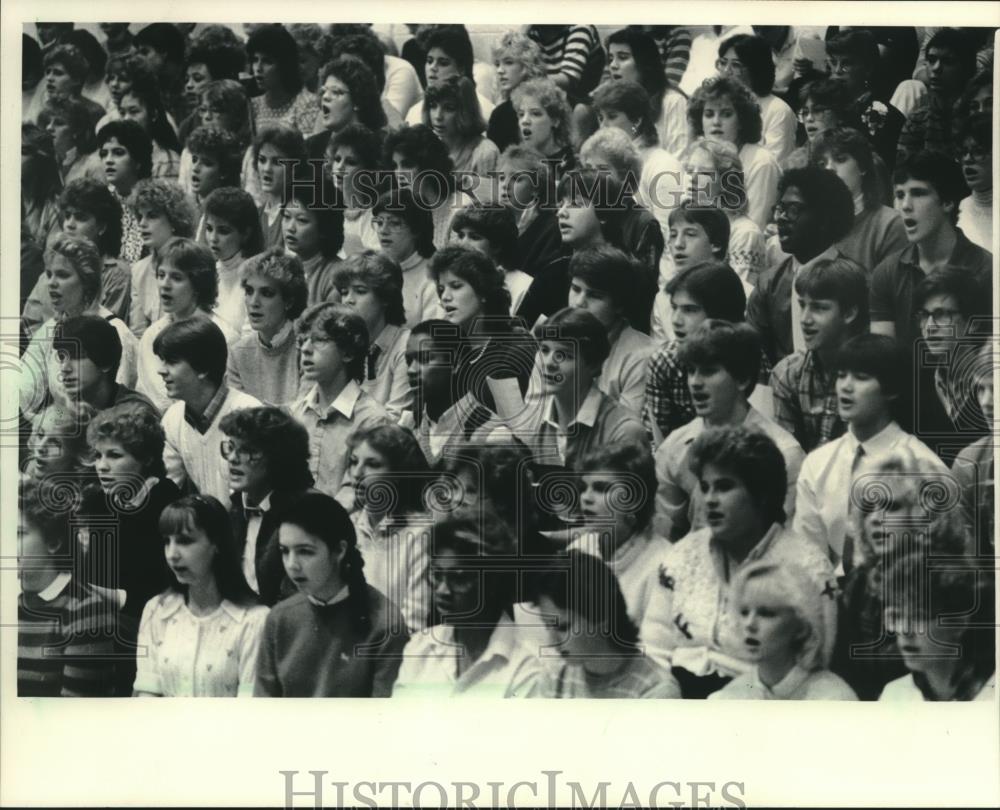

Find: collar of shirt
<box><xmin>791</xmin><ymin>245</ymin><xmax>841</xmax><ymax>275</ymax></box>
<box><xmin>845</xmin><ymin>420</ymin><xmax>904</xmax><ymax>457</ymax></box>
<box><xmin>37</xmin><ymin>571</ymin><xmax>72</xmax><ymax>602</ymax></box>
<box><xmin>399</xmin><ymin>252</ymin><xmax>425</xmax><ymax>273</ymax></box>
<box><xmin>543</xmin><ymin>384</ymin><xmax>603</xmax><ymax>432</ymax></box>
<box><xmin>897</xmin><ymin>228</ymin><xmax>980</xmax><ymax>272</ymax></box>
<box><xmin>750</xmin><ymin>664</ymin><xmax>812</xmax><ymax>698</ymax></box>
<box><xmin>710</xmin><ymin>521</ymin><xmax>785</xmax><ymax>583</ymax></box>
<box><xmin>243</xmin><ymin>491</ymin><xmax>273</xmax><ymax>513</ymax></box>
<box><xmin>258</xmin><ymin>320</ymin><xmax>294</xmax><ymax>350</ymax></box>
<box><xmin>185</xmin><ymin>384</ymin><xmax>229</xmax><ymax>434</ymax></box>
<box><xmin>373</xmin><ymin>323</ymin><xmax>402</xmax><ymax>353</ymax></box>
<box><xmin>158</xmin><ymin>592</ymin><xmax>250</xmax><ymax>622</ymax></box>
<box><xmin>305</xmin><ymin>379</ymin><xmax>363</xmax><ymax>421</ymax></box>
<box><xmin>428</xmin><ymin>613</ymin><xmax>522</xmax><ymax>668</ymax></box>
<box><xmin>307</xmin><ymin>585</ymin><xmax>350</xmax><ymax>607</ymax></box>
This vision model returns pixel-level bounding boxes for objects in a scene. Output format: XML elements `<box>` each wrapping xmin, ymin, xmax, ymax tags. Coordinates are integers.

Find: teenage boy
<box><xmin>288</xmin><ymin>303</ymin><xmax>390</xmax><ymax>497</ymax></box>
<box><xmin>156</xmin><ymin>317</ymin><xmax>262</xmax><ymax>502</ymax></box>
<box><xmin>792</xmin><ymin>333</ymin><xmax>947</xmax><ymax>566</ymax></box>
<box><xmin>870</xmin><ymin>150</ymin><xmax>992</xmax><ymax>349</ymax></box>
<box><xmin>747</xmin><ymin>166</ymin><xmax>855</xmax><ymax>365</ymax></box>
<box><xmin>770</xmin><ymin>256</ymin><xmax>868</xmax><ymax>452</ymax></box>
<box><xmin>654</xmin><ymin>320</ymin><xmax>804</xmax><ymax>540</ymax></box>
<box><xmin>52</xmin><ymin>315</ymin><xmax>159</xmax><ymax>417</ymax></box>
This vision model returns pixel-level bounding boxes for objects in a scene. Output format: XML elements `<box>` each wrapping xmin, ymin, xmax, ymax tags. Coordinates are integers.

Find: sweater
<box><xmin>226</xmin><ymin>323</ymin><xmax>302</xmax><ymax>407</ymax></box>
<box><xmin>254</xmin><ymin>587</ymin><xmax>409</xmax><ymax>697</ymax></box>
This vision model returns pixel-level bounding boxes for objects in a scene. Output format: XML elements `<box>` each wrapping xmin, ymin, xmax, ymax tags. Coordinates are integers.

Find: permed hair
<box><xmin>346</xmin><ymin>423</ymin><xmax>430</xmax><ymax>516</ymax></box>
<box><xmin>86</xmin><ymin>403</ymin><xmax>167</xmax><ymax>478</ymax></box>
<box><xmin>129</xmin><ymin>178</ymin><xmax>196</xmax><ymax>238</ymax></box>
<box><xmin>591</xmin><ymin>79</ymin><xmax>659</xmax><ymax>149</ymax></box>
<box><xmin>319</xmin><ymin>54</ymin><xmax>388</xmax><ymax>132</ymax></box>
<box><xmin>48</xmin><ymin>234</ymin><xmax>104</xmax><ymax>307</ymax></box>
<box><xmin>579</xmin><ymin>127</ymin><xmax>643</xmax><ymax>194</ymax></box>
<box><xmin>185</xmin><ymin>126</ymin><xmax>244</xmax><ymax>190</ymax></box>
<box><xmin>665</xmin><ymin>260</ymin><xmax>747</xmax><ymax>323</ymax></box>
<box><xmin>159</xmin><ymin>237</ymin><xmax>219</xmax><ymax>310</ymax></box>
<box><xmin>332</xmin><ymin>250</ymin><xmax>406</xmax><ymax>327</ymax></box>
<box><xmin>239</xmin><ymin>247</ymin><xmax>309</xmax><ymax>322</ymax></box>
<box><xmin>511</xmin><ymin>77</ymin><xmax>573</xmax><ymax>149</ymax></box>
<box><xmin>297</xmin><ymin>302</ymin><xmax>370</xmax><ymax>382</ymax></box>
<box><xmin>678</xmin><ymin>319</ymin><xmax>762</xmax><ymax>398</ymax></box>
<box><xmin>687</xmin><ymin>76</ymin><xmax>763</xmax><ymax>146</ymax></box>
<box><xmin>200</xmin><ymin>79</ymin><xmax>252</xmax><ymax>146</ymax></box>
<box><xmin>428</xmin><ymin>244</ymin><xmax>511</xmax><ymax>319</ymax></box>
<box><xmin>533</xmin><ymin>306</ymin><xmax>611</xmax><ymax>370</ymax></box>
<box><xmin>779</xmin><ymin>166</ymin><xmax>856</xmax><ymax>243</ymax></box>
<box><xmin>688</xmin><ymin>424</ymin><xmax>788</xmax><ymax>527</ymax></box>
<box><xmin>152</xmin><ymin>316</ymin><xmax>229</xmax><ymax>386</ymax></box>
<box><xmin>218</xmin><ymin>406</ymin><xmax>315</xmax><ymax>493</ymax></box>
<box><xmin>450</xmin><ymin>203</ymin><xmax>519</xmax><ymax>268</ymax></box>
<box><xmin>58</xmin><ymin>178</ymin><xmax>123</xmax><ymax>257</ymax></box>
<box><xmin>576</xmin><ymin>441</ymin><xmax>658</xmax><ymax>534</ymax></box>
<box><xmin>246</xmin><ymin>24</ymin><xmax>303</xmax><ymax>96</ymax></box>
<box><xmin>384</xmin><ymin>124</ymin><xmax>456</xmax><ymax>189</ymax></box>
<box><xmin>96</xmin><ymin>119</ymin><xmax>154</xmax><ymax>182</ymax></box>
<box><xmin>43</xmin><ymin>44</ymin><xmax>88</xmax><ymax>86</ymax></box>
<box><xmin>424</xmin><ymin>75</ymin><xmax>487</xmax><ymax>140</ymax></box>
<box><xmin>203</xmin><ymin>187</ymin><xmax>266</xmax><ymax>258</ymax></box>
<box><xmin>491</xmin><ymin>31</ymin><xmax>547</xmax><ymax>99</ymax></box>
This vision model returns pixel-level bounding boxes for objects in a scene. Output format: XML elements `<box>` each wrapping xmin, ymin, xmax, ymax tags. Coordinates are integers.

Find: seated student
<box><xmin>185</xmin><ymin>127</ymin><xmax>244</xmax><ymax>236</ymax></box>
<box><xmin>792</xmin><ymin>334</ymin><xmax>947</xmax><ymax>567</ymax></box>
<box><xmin>17</xmin><ymin>479</ymin><xmax>119</xmax><ymax>697</ymax></box>
<box><xmin>529</xmin><ymin>550</ymin><xmax>681</xmax><ymax>699</ymax></box>
<box><xmin>157</xmin><ymin>317</ymin><xmax>262</xmax><ymax>502</ymax></box>
<box><xmin>392</xmin><ymin>508</ymin><xmax>539</xmax><ymax>698</ymax></box>
<box><xmin>118</xmin><ymin>67</ymin><xmax>182</xmax><ymax>181</ymax></box>
<box><xmin>709</xmin><ymin>560</ymin><xmax>858</xmax><ymax>700</ymax></box>
<box><xmin>255</xmin><ymin>491</ymin><xmax>408</xmax><ymax>697</ymax></box>
<box><xmin>640</xmin><ymin>425</ymin><xmax>837</xmax><ymax>698</ymax></box>
<box><xmin>488</xmin><ymin>31</ymin><xmax>548</xmax><ymax>154</ymax></box>
<box><xmin>342</xmin><ymin>424</ymin><xmax>432</xmax><ymax>633</ymax></box>
<box><xmin>371</xmin><ymin>187</ymin><xmax>444</xmax><ymax>328</ymax></box>
<box><xmin>287</xmin><ymin>303</ymin><xmax>390</xmax><ymax>498</ymax></box>
<box><xmin>128</xmin><ymin>179</ymin><xmax>197</xmax><ymax>337</ymax></box>
<box><xmin>510</xmin><ymin>77</ymin><xmax>576</xmax><ymax>183</ymax></box>
<box><xmin>244</xmin><ymin>24</ymin><xmax>319</xmax><ymax>137</ymax></box>
<box><xmin>305</xmin><ymin>54</ymin><xmax>388</xmax><ymax>164</ymax></box>
<box><xmin>567</xmin><ymin>443</ymin><xmax>668</xmax><ymax>627</ymax></box>
<box><xmin>813</xmin><ymin>128</ymin><xmax>908</xmax><ymax>273</ymax></box>
<box><xmin>880</xmin><ymin>544</ymin><xmax>995</xmax><ymax>702</ymax></box>
<box><xmin>747</xmin><ymin>167</ymin><xmax>855</xmax><ymax>365</ymax></box>
<box><xmin>134</xmin><ymin>495</ymin><xmax>268</xmax><ymax>697</ymax></box>
<box><xmin>526</xmin><ymin>308</ymin><xmax>647</xmax><ymax>469</ymax></box>
<box><xmin>30</xmin><ymin>43</ymin><xmax>106</xmax><ymax>124</ymax></box>
<box><xmin>227</xmin><ymin>249</ymin><xmax>308</xmax><ymax>407</ymax></box>
<box><xmin>955</xmin><ymin>116</ymin><xmax>992</xmax><ymax>253</ymax></box>
<box><xmin>219</xmin><ymin>407</ymin><xmax>315</xmax><ymax>607</ymax></box>
<box><xmin>566</xmin><ymin>245</ymin><xmax>656</xmax><ymax>416</ymax></box>
<box><xmin>176</xmin><ymin>26</ymin><xmax>247</xmax><ymax>144</ymax></box>
<box><xmin>325</xmin><ymin>122</ymin><xmax>384</xmax><ymax>257</ymax></box>
<box><xmin>952</xmin><ymin>343</ymin><xmax>996</xmax><ymax>555</ymax></box>
<box><xmin>22</xmin><ymin>178</ymin><xmax>132</xmax><ymax>337</ymax></box>
<box><xmin>51</xmin><ymin>315</ymin><xmax>158</xmax><ymax>417</ymax></box>
<box><xmin>783</xmin><ymin>78</ymin><xmax>857</xmax><ymax>172</ymax></box>
<box><xmin>282</xmin><ymin>171</ymin><xmax>345</xmax><ymax>310</ymax></box>
<box><xmin>451</xmin><ymin>203</ymin><xmax>534</xmax><ymax>316</ymax></box>
<box><xmin>196</xmin><ymin>80</ymin><xmax>256</xmax><ymax>194</ymax></box>
<box><xmin>770</xmin><ymin>256</ymin><xmax>868</xmax><ymax>452</ymax></box>
<box><xmin>132</xmin><ymin>23</ymin><xmax>188</xmax><ymax>125</ymax></box>
<box><xmin>136</xmin><ymin>237</ymin><xmax>239</xmax><ymax>413</ymax></box>
<box><xmin>910</xmin><ymin>268</ymin><xmax>992</xmax><ymax>462</ymax></box>
<box><xmin>202</xmin><ymin>187</ymin><xmax>266</xmax><ymax>335</ymax></box>
<box><xmin>423</xmin><ymin>76</ymin><xmax>499</xmax><ymax>180</ymax></box>
<box><xmin>97</xmin><ymin>119</ymin><xmax>153</xmax><ymax>264</ymax></box>
<box><xmin>650</xmin><ymin>201</ymin><xmax>733</xmax><ymax>343</ymax></box>
<box><xmin>644</xmin><ymin>261</ymin><xmax>755</xmax><ymax>443</ymax></box>
<box><xmin>252</xmin><ymin>124</ymin><xmax>308</xmax><ymax>251</ymax></box>
<box><xmin>870</xmin><ymin>150</ymin><xmax>992</xmax><ymax>350</ymax></box>
<box><xmin>654</xmin><ymin>320</ymin><xmax>804</xmax><ymax>541</ymax></box>
<box><xmin>405</xmin><ymin>25</ymin><xmax>496</xmax><ymax>126</ymax></box>
<box><xmin>334</xmin><ymin>251</ymin><xmax>412</xmax><ymax>421</ymax></box>
<box><xmin>21</xmin><ymin>401</ymin><xmax>97</xmax><ymax>489</ymax></box>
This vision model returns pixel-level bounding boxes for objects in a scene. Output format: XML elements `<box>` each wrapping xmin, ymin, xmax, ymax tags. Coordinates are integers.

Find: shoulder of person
<box><xmin>807</xmin><ymin>669</ymin><xmax>859</xmax><ymax>700</ymax></box>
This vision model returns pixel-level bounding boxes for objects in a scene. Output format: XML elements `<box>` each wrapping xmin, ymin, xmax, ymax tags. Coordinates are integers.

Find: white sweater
<box><xmin>162</xmin><ymin>387</ymin><xmax>262</xmax><ymax>502</ymax></box>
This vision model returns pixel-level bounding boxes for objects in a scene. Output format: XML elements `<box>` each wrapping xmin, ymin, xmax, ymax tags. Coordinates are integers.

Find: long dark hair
<box><xmin>279</xmin><ymin>491</ymin><xmax>372</xmax><ymax>636</ymax></box>
<box><xmin>157</xmin><ymin>495</ymin><xmax>259</xmax><ymax>607</ymax></box>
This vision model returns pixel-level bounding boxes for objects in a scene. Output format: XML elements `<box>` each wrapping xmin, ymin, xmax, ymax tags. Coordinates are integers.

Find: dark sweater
<box><xmin>254</xmin><ymin>587</ymin><xmax>409</xmax><ymax>697</ymax></box>
<box><xmin>487</xmin><ymin>99</ymin><xmax>519</xmax><ymax>155</ymax></box>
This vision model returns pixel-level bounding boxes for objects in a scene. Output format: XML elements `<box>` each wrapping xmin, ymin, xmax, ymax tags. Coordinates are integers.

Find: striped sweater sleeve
<box><xmin>663</xmin><ymin>27</ymin><xmax>692</xmax><ymax>89</ymax></box>
<box><xmin>556</xmin><ymin>26</ymin><xmax>600</xmax><ymax>83</ymax></box>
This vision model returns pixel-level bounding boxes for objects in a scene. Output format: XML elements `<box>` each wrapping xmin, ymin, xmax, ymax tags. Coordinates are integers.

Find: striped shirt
<box><xmin>528</xmin><ymin>25</ymin><xmax>602</xmax><ymax>86</ymax></box>
<box><xmin>18</xmin><ymin>574</ymin><xmax>120</xmax><ymax>697</ymax></box>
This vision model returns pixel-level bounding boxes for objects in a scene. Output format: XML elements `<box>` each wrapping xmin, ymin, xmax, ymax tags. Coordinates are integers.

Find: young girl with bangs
<box><xmin>488</xmin><ymin>32</ymin><xmax>548</xmax><ymax>154</ymax></box>
<box><xmin>252</xmin><ymin>124</ymin><xmax>308</xmax><ymax>251</ymax></box>
<box><xmin>424</xmin><ymin>75</ymin><xmax>499</xmax><ymax>185</ymax></box>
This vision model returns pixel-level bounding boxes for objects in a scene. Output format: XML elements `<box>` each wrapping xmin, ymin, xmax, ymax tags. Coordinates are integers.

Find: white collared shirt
<box><xmin>542</xmin><ymin>385</ymin><xmax>603</xmax><ymax>464</ymax></box>
<box><xmin>242</xmin><ymin>491</ymin><xmax>274</xmax><ymax>594</ymax></box>
<box><xmin>37</xmin><ymin>572</ymin><xmax>72</xmax><ymax>602</ymax></box>
<box><xmin>306</xmin><ymin>585</ymin><xmax>349</xmax><ymax>607</ymax></box>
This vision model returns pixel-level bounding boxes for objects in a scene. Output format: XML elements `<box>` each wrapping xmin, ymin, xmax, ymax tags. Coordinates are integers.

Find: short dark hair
<box><xmin>568</xmin><ymin>244</ymin><xmax>640</xmax><ymax>312</ymax></box>
<box><xmin>43</xmin><ymin>44</ymin><xmax>88</xmax><ymax>86</ymax></box>
<box><xmin>925</xmin><ymin>28</ymin><xmax>979</xmax><ymax>87</ymax></box>
<box><xmin>667</xmin><ymin>201</ymin><xmax>731</xmax><ymax>258</ymax></box>
<box><xmin>812</xmin><ymin>127</ymin><xmax>882</xmax><ymax>211</ymax></box>
<box><xmin>296</xmin><ymin>303</ymin><xmax>369</xmax><ymax>382</ymax></box>
<box><xmin>185</xmin><ymin>126</ymin><xmax>244</xmax><ymax>189</ymax></box>
<box><xmin>779</xmin><ymin>166</ymin><xmax>855</xmax><ymax>243</ymax></box>
<box><xmin>914</xmin><ymin>267</ymin><xmax>991</xmax><ymax>324</ymax></box>
<box><xmin>86</xmin><ymin>403</ymin><xmax>166</xmax><ymax>478</ymax></box>
<box><xmin>96</xmin><ymin>119</ymin><xmax>153</xmax><ymax>180</ymax></box>
<box><xmin>372</xmin><ymin>187</ymin><xmax>436</xmax><ymax>258</ymax></box>
<box><xmin>219</xmin><ymin>407</ymin><xmax>314</xmax><ymax>492</ymax></box>
<box><xmin>287</xmin><ymin>173</ymin><xmax>345</xmax><ymax>261</ymax></box>
<box><xmin>119</xmin><ymin>62</ymin><xmax>181</xmax><ymax>153</ymax></box>
<box><xmin>134</xmin><ymin>23</ymin><xmax>186</xmax><ymax>67</ymax></box>
<box><xmin>424</xmin><ymin>25</ymin><xmax>475</xmax><ymax>78</ymax></box>
<box><xmin>688</xmin><ymin>76</ymin><xmax>763</xmax><ymax>145</ymax></box>
<box><xmin>591</xmin><ymin>80</ymin><xmax>658</xmax><ymax>148</ymax></box>
<box><xmin>65</xmin><ymin>29</ymin><xmax>107</xmax><ymax>79</ymax></box>
<box><xmin>203</xmin><ymin>187</ymin><xmax>266</xmax><ymax>258</ymax></box>
<box><xmin>833</xmin><ymin>333</ymin><xmax>905</xmax><ymax>402</ymax></box>
<box><xmin>53</xmin><ymin>314</ymin><xmax>123</xmax><ymax>380</ymax></box>
<box><xmin>892</xmin><ymin>150</ymin><xmax>969</xmax><ymax>223</ymax></box>
<box><xmin>576</xmin><ymin>441</ymin><xmax>657</xmax><ymax>534</ymax></box>
<box><xmin>246</xmin><ymin>24</ymin><xmax>302</xmax><ymax>95</ymax></box>
<box><xmin>252</xmin><ymin>124</ymin><xmax>308</xmax><ymax>199</ymax></box>
<box><xmin>159</xmin><ymin>237</ymin><xmax>219</xmax><ymax>310</ymax></box>
<box><xmin>798</xmin><ymin>78</ymin><xmax>856</xmax><ymax>126</ymax></box>
<box><xmin>534</xmin><ymin>307</ymin><xmax>611</xmax><ymax>370</ymax></box>
<box><xmin>58</xmin><ymin>178</ymin><xmax>122</xmax><ymax>257</ymax></box>
<box><xmin>328</xmin><ymin>122</ymin><xmax>384</xmax><ymax>175</ymax></box>
<box><xmin>450</xmin><ymin>203</ymin><xmax>519</xmax><ymax>268</ymax></box>
<box><xmin>720</xmin><ymin>34</ymin><xmax>775</xmax><ymax>96</ymax></box>
<box><xmin>20</xmin><ymin>479</ymin><xmax>73</xmax><ymax>556</ymax></box>
<box><xmin>665</xmin><ymin>261</ymin><xmax>747</xmax><ymax>323</ymax></box>
<box><xmin>322</xmin><ymin>30</ymin><xmax>387</xmax><ymax>92</ymax></box>
<box><xmin>38</xmin><ymin>93</ymin><xmax>98</xmax><ymax>154</ymax></box>
<box><xmin>429</xmin><ymin>245</ymin><xmax>510</xmax><ymax>318</ymax></box>
<box><xmin>688</xmin><ymin>425</ymin><xmax>788</xmax><ymax>527</ymax></box>
<box><xmin>679</xmin><ymin>319</ymin><xmax>761</xmax><ymax>398</ymax></box>
<box><xmin>188</xmin><ymin>25</ymin><xmax>247</xmax><ymax>82</ymax></box>
<box><xmin>152</xmin><ymin>317</ymin><xmax>229</xmax><ymax>386</ymax></box>
<box><xmin>424</xmin><ymin>76</ymin><xmax>487</xmax><ymax>140</ymax></box>
<box><xmin>319</xmin><ymin>55</ymin><xmax>388</xmax><ymax>132</ymax></box>
<box><xmin>384</xmin><ymin>124</ymin><xmax>455</xmax><ymax>188</ymax></box>
<box><xmin>333</xmin><ymin>251</ymin><xmax>406</xmax><ymax>327</ymax></box>
<box><xmin>794</xmin><ymin>255</ymin><xmax>869</xmax><ymax>334</ymax></box>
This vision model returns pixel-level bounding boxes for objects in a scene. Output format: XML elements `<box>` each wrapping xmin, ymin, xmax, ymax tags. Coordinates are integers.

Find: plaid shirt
<box><xmin>770</xmin><ymin>350</ymin><xmax>845</xmax><ymax>453</ymax></box>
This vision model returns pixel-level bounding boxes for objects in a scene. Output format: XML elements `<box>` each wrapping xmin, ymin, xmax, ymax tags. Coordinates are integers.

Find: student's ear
<box><xmin>335</xmin><ymin>539</ymin><xmax>349</xmax><ymax>565</ymax></box>
<box><xmin>842</xmin><ymin>304</ymin><xmax>860</xmax><ymax>328</ymax></box>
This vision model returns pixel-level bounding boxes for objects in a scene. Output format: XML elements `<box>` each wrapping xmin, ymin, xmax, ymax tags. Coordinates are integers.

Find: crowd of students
<box><xmin>17</xmin><ymin>21</ymin><xmax>996</xmax><ymax>701</ymax></box>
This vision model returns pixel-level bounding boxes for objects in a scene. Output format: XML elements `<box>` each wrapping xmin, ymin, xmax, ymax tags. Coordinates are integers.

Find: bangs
<box><xmin>157</xmin><ymin>503</ymin><xmax>196</xmax><ymax>538</ymax></box>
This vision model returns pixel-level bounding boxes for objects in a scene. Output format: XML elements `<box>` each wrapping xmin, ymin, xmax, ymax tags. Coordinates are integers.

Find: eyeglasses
<box><xmin>884</xmin><ymin>607</ymin><xmax>930</xmax><ymax>634</ymax></box>
<box><xmin>715</xmin><ymin>58</ymin><xmax>746</xmax><ymax>74</ymax></box>
<box><xmin>428</xmin><ymin>567</ymin><xmax>479</xmax><ymax>592</ymax></box>
<box><xmin>960</xmin><ymin>145</ymin><xmax>988</xmax><ymax>162</ymax></box>
<box><xmin>220</xmin><ymin>439</ymin><xmax>264</xmax><ymax>464</ymax></box>
<box><xmin>372</xmin><ymin>216</ymin><xmax>406</xmax><ymax>232</ymax></box>
<box><xmin>916</xmin><ymin>308</ymin><xmax>962</xmax><ymax>326</ymax></box>
<box><xmin>296</xmin><ymin>333</ymin><xmax>334</xmax><ymax>349</ymax></box>
<box><xmin>827</xmin><ymin>57</ymin><xmax>857</xmax><ymax>75</ymax></box>
<box><xmin>773</xmin><ymin>201</ymin><xmax>808</xmax><ymax>219</ymax></box>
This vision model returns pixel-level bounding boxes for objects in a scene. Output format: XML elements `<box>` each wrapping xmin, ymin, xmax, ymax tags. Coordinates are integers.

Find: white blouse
<box><xmin>134</xmin><ymin>591</ymin><xmax>268</xmax><ymax>697</ymax></box>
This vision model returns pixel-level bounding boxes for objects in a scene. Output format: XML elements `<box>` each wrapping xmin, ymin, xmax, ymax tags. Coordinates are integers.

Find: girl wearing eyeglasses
<box><xmin>255</xmin><ymin>491</ymin><xmax>408</xmax><ymax>696</ymax></box>
<box><xmin>133</xmin><ymin>494</ymin><xmax>268</xmax><ymax>697</ymax></box>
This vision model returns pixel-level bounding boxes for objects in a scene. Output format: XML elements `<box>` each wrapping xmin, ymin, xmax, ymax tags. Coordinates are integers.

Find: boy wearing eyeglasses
<box><xmin>870</xmin><ymin>151</ymin><xmax>992</xmax><ymax>350</ymax></box>
<box><xmin>287</xmin><ymin>303</ymin><xmax>390</xmax><ymax>498</ymax></box>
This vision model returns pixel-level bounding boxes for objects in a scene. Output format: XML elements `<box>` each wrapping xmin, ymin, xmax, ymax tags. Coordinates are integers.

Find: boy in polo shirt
<box><xmin>654</xmin><ymin>320</ymin><xmax>804</xmax><ymax>541</ymax></box>
<box><xmin>792</xmin><ymin>333</ymin><xmax>947</xmax><ymax>567</ymax></box>
<box><xmin>747</xmin><ymin>167</ymin><xmax>855</xmax><ymax>365</ymax></box>
<box><xmin>870</xmin><ymin>150</ymin><xmax>992</xmax><ymax>349</ymax></box>
<box><xmin>288</xmin><ymin>303</ymin><xmax>390</xmax><ymax>497</ymax></box>
<box><xmin>157</xmin><ymin>317</ymin><xmax>262</xmax><ymax>502</ymax></box>
<box><xmin>770</xmin><ymin>255</ymin><xmax>868</xmax><ymax>452</ymax></box>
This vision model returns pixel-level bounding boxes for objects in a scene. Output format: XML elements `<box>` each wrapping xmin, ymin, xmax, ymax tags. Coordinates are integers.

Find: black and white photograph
<box><xmin>2</xmin><ymin>1</ymin><xmax>998</xmax><ymax>806</ymax></box>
